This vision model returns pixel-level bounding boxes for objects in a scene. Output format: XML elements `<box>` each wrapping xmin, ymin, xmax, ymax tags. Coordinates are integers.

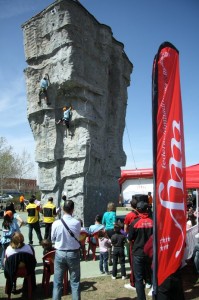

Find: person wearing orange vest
<box><xmin>19</xmin><ymin>194</ymin><xmax>25</xmax><ymax>212</ymax></box>
<box><xmin>42</xmin><ymin>197</ymin><xmax>57</xmax><ymax>241</ymax></box>
<box><xmin>26</xmin><ymin>196</ymin><xmax>43</xmax><ymax>245</ymax></box>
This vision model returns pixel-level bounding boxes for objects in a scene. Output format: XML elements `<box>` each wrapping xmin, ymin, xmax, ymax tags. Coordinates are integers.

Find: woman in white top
<box><xmin>5</xmin><ymin>232</ymin><xmax>34</xmax><ymax>259</ymax></box>
<box><xmin>5</xmin><ymin>232</ymin><xmax>35</xmax><ymax>293</ymax></box>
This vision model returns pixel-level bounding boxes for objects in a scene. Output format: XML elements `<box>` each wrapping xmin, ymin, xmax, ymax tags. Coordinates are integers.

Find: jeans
<box><xmin>53</xmin><ymin>249</ymin><xmax>81</xmax><ymax>300</ymax></box>
<box><xmin>99</xmin><ymin>251</ymin><xmax>108</xmax><ymax>273</ymax></box>
<box><xmin>133</xmin><ymin>255</ymin><xmax>146</xmax><ymax>300</ymax></box>
<box><xmin>112</xmin><ymin>247</ymin><xmax>126</xmax><ymax>277</ymax></box>
<box><xmin>28</xmin><ymin>221</ymin><xmax>43</xmax><ymax>244</ymax></box>
<box><xmin>193</xmin><ymin>244</ymin><xmax>199</xmax><ymax>274</ymax></box>
<box><xmin>0</xmin><ymin>243</ymin><xmax>9</xmax><ymax>269</ymax></box>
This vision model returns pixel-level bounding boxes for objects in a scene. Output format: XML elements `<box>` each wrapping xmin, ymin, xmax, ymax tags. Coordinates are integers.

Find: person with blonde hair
<box><xmin>102</xmin><ymin>202</ymin><xmax>116</xmax><ymax>265</ymax></box>
<box><xmin>102</xmin><ymin>202</ymin><xmax>116</xmax><ymax>237</ymax></box>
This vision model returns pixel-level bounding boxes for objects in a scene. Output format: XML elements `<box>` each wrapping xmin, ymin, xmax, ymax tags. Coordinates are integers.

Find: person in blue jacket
<box><xmin>56</xmin><ymin>106</ymin><xmax>72</xmax><ymax>129</ymax></box>
<box><xmin>38</xmin><ymin>74</ymin><xmax>50</xmax><ymax>105</ymax></box>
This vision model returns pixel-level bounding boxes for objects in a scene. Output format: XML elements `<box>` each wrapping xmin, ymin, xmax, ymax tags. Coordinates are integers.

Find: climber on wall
<box><xmin>56</xmin><ymin>105</ymin><xmax>72</xmax><ymax>129</ymax></box>
<box><xmin>38</xmin><ymin>74</ymin><xmax>51</xmax><ymax>105</ymax></box>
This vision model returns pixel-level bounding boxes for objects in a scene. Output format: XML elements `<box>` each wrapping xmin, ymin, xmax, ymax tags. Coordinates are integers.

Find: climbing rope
<box><xmin>83</xmin><ymin>92</ymin><xmax>91</xmax><ymax>200</ymax></box>
<box><xmin>125</xmin><ymin>123</ymin><xmax>137</xmax><ymax>170</ymax></box>
<box><xmin>125</xmin><ymin>122</ymin><xmax>145</xmax><ymax>187</ymax></box>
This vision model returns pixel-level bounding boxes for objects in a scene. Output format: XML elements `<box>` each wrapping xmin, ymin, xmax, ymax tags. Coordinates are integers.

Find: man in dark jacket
<box><xmin>128</xmin><ymin>201</ymin><xmax>153</xmax><ymax>300</ymax></box>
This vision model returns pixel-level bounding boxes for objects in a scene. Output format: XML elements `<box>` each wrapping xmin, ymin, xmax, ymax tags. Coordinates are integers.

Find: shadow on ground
<box><xmin>0</xmin><ymin>260</ymin><xmax>198</xmax><ymax>300</ymax></box>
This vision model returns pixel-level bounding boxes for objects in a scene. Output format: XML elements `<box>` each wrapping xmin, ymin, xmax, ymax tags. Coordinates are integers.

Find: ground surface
<box><xmin>0</xmin><ymin>260</ymin><xmax>199</xmax><ymax>300</ymax></box>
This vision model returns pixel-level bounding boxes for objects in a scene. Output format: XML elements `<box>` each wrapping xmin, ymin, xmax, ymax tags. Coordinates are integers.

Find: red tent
<box><xmin>119</xmin><ymin>168</ymin><xmax>152</xmax><ymax>185</ymax></box>
<box><xmin>186</xmin><ymin>164</ymin><xmax>199</xmax><ymax>189</ymax></box>
<box><xmin>120</xmin><ymin>164</ymin><xmax>199</xmax><ymax>189</ymax></box>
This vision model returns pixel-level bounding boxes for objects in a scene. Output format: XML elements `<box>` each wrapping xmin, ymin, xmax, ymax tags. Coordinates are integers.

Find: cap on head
<box><xmin>133</xmin><ymin>194</ymin><xmax>148</xmax><ymax>203</ymax></box>
<box><xmin>136</xmin><ymin>201</ymin><xmax>148</xmax><ymax>212</ymax></box>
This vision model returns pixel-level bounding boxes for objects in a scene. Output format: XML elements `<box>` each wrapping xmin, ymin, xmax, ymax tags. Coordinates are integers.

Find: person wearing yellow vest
<box><xmin>42</xmin><ymin>197</ymin><xmax>57</xmax><ymax>241</ymax></box>
<box><xmin>26</xmin><ymin>196</ymin><xmax>43</xmax><ymax>245</ymax></box>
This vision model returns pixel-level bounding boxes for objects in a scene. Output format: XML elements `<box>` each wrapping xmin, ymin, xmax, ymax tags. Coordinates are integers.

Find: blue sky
<box><xmin>0</xmin><ymin>0</ymin><xmax>198</xmax><ymax>178</ymax></box>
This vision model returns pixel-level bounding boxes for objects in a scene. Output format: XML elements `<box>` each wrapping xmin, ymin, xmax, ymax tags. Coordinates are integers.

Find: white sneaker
<box><xmin>148</xmin><ymin>287</ymin><xmax>153</xmax><ymax>296</ymax></box>
<box><xmin>122</xmin><ymin>276</ymin><xmax>127</xmax><ymax>280</ymax></box>
<box><xmin>112</xmin><ymin>276</ymin><xmax>116</xmax><ymax>280</ymax></box>
<box><xmin>145</xmin><ymin>283</ymin><xmax>152</xmax><ymax>289</ymax></box>
<box><xmin>124</xmin><ymin>283</ymin><xmax>136</xmax><ymax>290</ymax></box>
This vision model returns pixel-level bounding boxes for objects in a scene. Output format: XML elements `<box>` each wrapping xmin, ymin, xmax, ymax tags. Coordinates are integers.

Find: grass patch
<box><xmin>0</xmin><ymin>262</ymin><xmax>199</xmax><ymax>300</ymax></box>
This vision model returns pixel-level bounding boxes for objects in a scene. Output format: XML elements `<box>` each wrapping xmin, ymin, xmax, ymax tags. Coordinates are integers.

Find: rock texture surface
<box><xmin>22</xmin><ymin>0</ymin><xmax>133</xmax><ymax>225</ymax></box>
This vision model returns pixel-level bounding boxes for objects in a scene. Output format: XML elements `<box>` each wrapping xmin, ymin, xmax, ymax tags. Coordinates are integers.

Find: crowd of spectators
<box><xmin>0</xmin><ymin>191</ymin><xmax>198</xmax><ymax>300</ymax></box>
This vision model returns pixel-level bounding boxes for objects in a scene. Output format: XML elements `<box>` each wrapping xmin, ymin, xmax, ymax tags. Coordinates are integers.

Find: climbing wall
<box><xmin>22</xmin><ymin>0</ymin><xmax>133</xmax><ymax>226</ymax></box>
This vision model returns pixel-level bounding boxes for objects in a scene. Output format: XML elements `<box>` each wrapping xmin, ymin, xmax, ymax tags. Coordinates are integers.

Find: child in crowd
<box><xmin>98</xmin><ymin>230</ymin><xmax>111</xmax><ymax>275</ymax></box>
<box><xmin>78</xmin><ymin>219</ymin><xmax>89</xmax><ymax>260</ymax></box>
<box><xmin>40</xmin><ymin>239</ymin><xmax>55</xmax><ymax>255</ymax></box>
<box><xmin>111</xmin><ymin>223</ymin><xmax>127</xmax><ymax>280</ymax></box>
<box><xmin>88</xmin><ymin>215</ymin><xmax>104</xmax><ymax>245</ymax></box>
<box><xmin>78</xmin><ymin>219</ymin><xmax>89</xmax><ymax>234</ymax></box>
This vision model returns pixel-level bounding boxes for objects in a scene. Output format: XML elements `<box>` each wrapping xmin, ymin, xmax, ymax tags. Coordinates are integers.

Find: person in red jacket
<box><xmin>124</xmin><ymin>196</ymin><xmax>139</xmax><ymax>290</ymax></box>
<box><xmin>124</xmin><ymin>197</ymin><xmax>139</xmax><ymax>233</ymax></box>
<box><xmin>128</xmin><ymin>201</ymin><xmax>153</xmax><ymax>300</ymax></box>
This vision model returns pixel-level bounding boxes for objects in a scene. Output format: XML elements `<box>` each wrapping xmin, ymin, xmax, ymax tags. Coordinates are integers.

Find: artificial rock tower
<box><xmin>22</xmin><ymin>0</ymin><xmax>133</xmax><ymax>225</ymax></box>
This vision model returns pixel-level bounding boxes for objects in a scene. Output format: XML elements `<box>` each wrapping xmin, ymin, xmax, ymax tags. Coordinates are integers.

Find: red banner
<box><xmin>152</xmin><ymin>42</ymin><xmax>186</xmax><ymax>287</ymax></box>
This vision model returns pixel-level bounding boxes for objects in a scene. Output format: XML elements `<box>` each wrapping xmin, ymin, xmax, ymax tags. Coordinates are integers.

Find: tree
<box><xmin>0</xmin><ymin>138</ymin><xmax>35</xmax><ymax>193</ymax></box>
<box><xmin>15</xmin><ymin>149</ymin><xmax>35</xmax><ymax>190</ymax></box>
<box><xmin>0</xmin><ymin>137</ymin><xmax>18</xmax><ymax>194</ymax></box>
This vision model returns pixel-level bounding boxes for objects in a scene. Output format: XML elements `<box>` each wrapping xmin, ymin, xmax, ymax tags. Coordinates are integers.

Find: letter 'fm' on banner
<box><xmin>152</xmin><ymin>42</ymin><xmax>186</xmax><ymax>291</ymax></box>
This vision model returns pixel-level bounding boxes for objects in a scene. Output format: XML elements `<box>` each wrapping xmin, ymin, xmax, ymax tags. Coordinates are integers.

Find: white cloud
<box><xmin>0</xmin><ymin>75</ymin><xmax>28</xmax><ymax>128</ymax></box>
<box><xmin>0</xmin><ymin>73</ymin><xmax>37</xmax><ymax>178</ymax></box>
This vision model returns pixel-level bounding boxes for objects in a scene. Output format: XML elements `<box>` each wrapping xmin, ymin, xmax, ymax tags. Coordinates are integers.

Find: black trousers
<box><xmin>157</xmin><ymin>269</ymin><xmax>185</xmax><ymax>300</ymax></box>
<box><xmin>28</xmin><ymin>221</ymin><xmax>43</xmax><ymax>244</ymax></box>
<box><xmin>19</xmin><ymin>202</ymin><xmax>25</xmax><ymax>211</ymax></box>
<box><xmin>44</xmin><ymin>223</ymin><xmax>53</xmax><ymax>241</ymax></box>
<box><xmin>112</xmin><ymin>247</ymin><xmax>126</xmax><ymax>277</ymax></box>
